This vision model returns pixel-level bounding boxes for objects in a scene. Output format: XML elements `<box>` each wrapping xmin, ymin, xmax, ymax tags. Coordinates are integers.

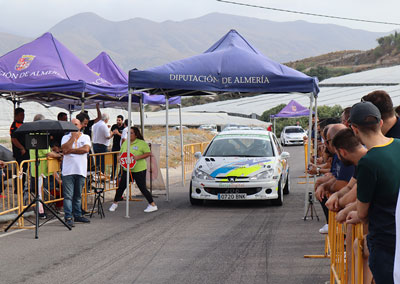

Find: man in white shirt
<box><xmin>61</xmin><ymin>118</ymin><xmax>91</xmax><ymax>227</ymax></box>
<box><xmin>120</xmin><ymin>119</ymin><xmax>129</xmax><ymax>147</ymax></box>
<box><xmin>92</xmin><ymin>113</ymin><xmax>113</xmax><ymax>173</ymax></box>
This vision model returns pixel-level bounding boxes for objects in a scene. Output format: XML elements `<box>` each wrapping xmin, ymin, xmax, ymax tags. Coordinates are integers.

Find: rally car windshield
<box><xmin>285</xmin><ymin>128</ymin><xmax>304</xmax><ymax>133</ymax></box>
<box><xmin>205</xmin><ymin>138</ymin><xmax>274</xmax><ymax>157</ymax></box>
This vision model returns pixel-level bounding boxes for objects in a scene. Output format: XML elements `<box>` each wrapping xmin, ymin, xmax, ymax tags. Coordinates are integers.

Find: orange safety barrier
<box><xmin>83</xmin><ymin>151</ymin><xmax>120</xmax><ymax>211</ymax></box>
<box><xmin>0</xmin><ymin>161</ymin><xmax>21</xmax><ymax>218</ymax></box>
<box><xmin>183</xmin><ymin>141</ymin><xmax>210</xmax><ymax>180</ymax></box>
<box><xmin>298</xmin><ymin>141</ymin><xmax>315</xmax><ymax>184</ymax></box>
<box><xmin>2</xmin><ymin>150</ymin><xmax>151</xmax><ymax>230</ymax></box>
<box><xmin>328</xmin><ymin>210</ymin><xmax>365</xmax><ymax>284</ymax></box>
<box><xmin>14</xmin><ymin>158</ymin><xmax>64</xmax><ymax>228</ymax></box>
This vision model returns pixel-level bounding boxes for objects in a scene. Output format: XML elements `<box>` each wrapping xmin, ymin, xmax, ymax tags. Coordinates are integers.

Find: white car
<box><xmin>280</xmin><ymin>126</ymin><xmax>306</xmax><ymax>146</ymax></box>
<box><xmin>190</xmin><ymin>130</ymin><xmax>290</xmax><ymax>206</ymax></box>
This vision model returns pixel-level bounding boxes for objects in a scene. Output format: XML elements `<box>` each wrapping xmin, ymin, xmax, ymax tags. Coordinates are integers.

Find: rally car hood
<box><xmin>196</xmin><ymin>156</ymin><xmax>277</xmax><ymax>178</ymax></box>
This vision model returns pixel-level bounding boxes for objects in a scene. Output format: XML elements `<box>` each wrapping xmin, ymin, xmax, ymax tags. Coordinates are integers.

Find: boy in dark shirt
<box><xmin>110</xmin><ymin>115</ymin><xmax>124</xmax><ymax>179</ymax></box>
<box><xmin>10</xmin><ymin>107</ymin><xmax>29</xmax><ymax>196</ymax></box>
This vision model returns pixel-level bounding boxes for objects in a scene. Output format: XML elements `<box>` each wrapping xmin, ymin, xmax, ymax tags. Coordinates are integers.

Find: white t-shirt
<box><xmin>394</xmin><ymin>190</ymin><xmax>400</xmax><ymax>283</ymax></box>
<box><xmin>120</xmin><ymin>127</ymin><xmax>128</xmax><ymax>147</ymax></box>
<box><xmin>61</xmin><ymin>132</ymin><xmax>91</xmax><ymax>177</ymax></box>
<box><xmin>92</xmin><ymin>120</ymin><xmax>111</xmax><ymax>146</ymax></box>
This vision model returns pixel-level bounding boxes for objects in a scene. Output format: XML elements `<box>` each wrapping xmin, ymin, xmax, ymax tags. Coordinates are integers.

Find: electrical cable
<box><xmin>216</xmin><ymin>0</ymin><xmax>400</xmax><ymax>26</ymax></box>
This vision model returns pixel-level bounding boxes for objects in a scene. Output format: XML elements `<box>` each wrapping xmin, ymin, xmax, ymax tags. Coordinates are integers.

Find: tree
<box><xmin>260</xmin><ymin>104</ymin><xmax>286</xmax><ymax>122</ymax></box>
<box><xmin>260</xmin><ymin>104</ymin><xmax>342</xmax><ymax>137</ymax></box>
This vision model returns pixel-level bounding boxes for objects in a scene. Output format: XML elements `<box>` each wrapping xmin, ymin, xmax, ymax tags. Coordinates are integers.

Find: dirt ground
<box><xmin>144</xmin><ymin>127</ymin><xmax>214</xmax><ymax>167</ymax></box>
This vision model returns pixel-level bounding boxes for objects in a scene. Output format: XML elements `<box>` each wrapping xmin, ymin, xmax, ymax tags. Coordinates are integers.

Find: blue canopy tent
<box><xmin>128</xmin><ymin>29</ymin><xmax>320</xmax><ymax>212</ymax></box>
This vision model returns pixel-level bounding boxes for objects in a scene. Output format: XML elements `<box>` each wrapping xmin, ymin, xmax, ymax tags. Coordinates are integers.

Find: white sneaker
<box><xmin>144</xmin><ymin>204</ymin><xmax>158</xmax><ymax>213</ymax></box>
<box><xmin>319</xmin><ymin>224</ymin><xmax>329</xmax><ymax>234</ymax></box>
<box><xmin>109</xmin><ymin>203</ymin><xmax>118</xmax><ymax>212</ymax></box>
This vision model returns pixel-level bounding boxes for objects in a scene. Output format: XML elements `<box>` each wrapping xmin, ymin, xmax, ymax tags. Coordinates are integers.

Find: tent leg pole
<box><xmin>12</xmin><ymin>94</ymin><xmax>16</xmax><ymax>114</ymax></box>
<box><xmin>274</xmin><ymin>117</ymin><xmax>276</xmax><ymax>135</ymax></box>
<box><xmin>165</xmin><ymin>95</ymin><xmax>170</xmax><ymax>201</ymax></box>
<box><xmin>139</xmin><ymin>96</ymin><xmax>145</xmax><ymax>138</ymax></box>
<box><xmin>314</xmin><ymin>95</ymin><xmax>318</xmax><ymax>167</ymax></box>
<box><xmin>179</xmin><ymin>104</ymin><xmax>184</xmax><ymax>186</ymax></box>
<box><xmin>304</xmin><ymin>93</ymin><xmax>314</xmax><ymax>219</ymax></box>
<box><xmin>125</xmin><ymin>91</ymin><xmax>132</xmax><ymax>218</ymax></box>
<box><xmin>80</xmin><ymin>92</ymin><xmax>85</xmax><ymax>112</ymax></box>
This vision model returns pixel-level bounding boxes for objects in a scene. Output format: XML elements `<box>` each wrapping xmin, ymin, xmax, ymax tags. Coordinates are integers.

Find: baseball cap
<box><xmin>350</xmin><ymin>101</ymin><xmax>381</xmax><ymax>126</ymax></box>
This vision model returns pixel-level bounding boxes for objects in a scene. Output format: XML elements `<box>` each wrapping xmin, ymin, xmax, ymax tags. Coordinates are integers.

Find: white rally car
<box><xmin>190</xmin><ymin>130</ymin><xmax>290</xmax><ymax>206</ymax></box>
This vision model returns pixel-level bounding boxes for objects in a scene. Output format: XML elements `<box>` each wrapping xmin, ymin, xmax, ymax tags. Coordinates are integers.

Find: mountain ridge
<box><xmin>0</xmin><ymin>12</ymin><xmax>388</xmax><ymax>71</ymax></box>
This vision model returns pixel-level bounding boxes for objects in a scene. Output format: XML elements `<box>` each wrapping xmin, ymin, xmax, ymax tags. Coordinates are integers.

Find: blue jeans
<box><xmin>62</xmin><ymin>175</ymin><xmax>85</xmax><ymax>220</ymax></box>
<box><xmin>367</xmin><ymin>238</ymin><xmax>395</xmax><ymax>284</ymax></box>
<box><xmin>93</xmin><ymin>143</ymin><xmax>108</xmax><ymax>173</ymax></box>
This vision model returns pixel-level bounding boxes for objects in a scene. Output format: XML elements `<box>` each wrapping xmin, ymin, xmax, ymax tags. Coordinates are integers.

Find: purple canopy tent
<box><xmin>0</xmin><ymin>33</ymin><xmax>126</xmax><ymax>110</ymax></box>
<box><xmin>270</xmin><ymin>99</ymin><xmax>311</xmax><ymax>135</ymax></box>
<box><xmin>129</xmin><ymin>30</ymin><xmax>320</xmax><ymax>216</ymax></box>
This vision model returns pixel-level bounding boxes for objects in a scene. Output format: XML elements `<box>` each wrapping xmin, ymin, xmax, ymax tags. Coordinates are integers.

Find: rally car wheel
<box><xmin>283</xmin><ymin>171</ymin><xmax>290</xmax><ymax>195</ymax></box>
<box><xmin>272</xmin><ymin>180</ymin><xmax>283</xmax><ymax>206</ymax></box>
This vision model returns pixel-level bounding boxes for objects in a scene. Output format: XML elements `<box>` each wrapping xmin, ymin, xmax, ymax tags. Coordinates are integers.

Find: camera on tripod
<box><xmin>308</xmin><ymin>191</ymin><xmax>313</xmax><ymax>204</ymax></box>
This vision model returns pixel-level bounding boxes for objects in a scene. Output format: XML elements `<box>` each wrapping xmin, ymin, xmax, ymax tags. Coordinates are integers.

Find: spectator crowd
<box><xmin>307</xmin><ymin>90</ymin><xmax>400</xmax><ymax>284</ymax></box>
<box><xmin>4</xmin><ymin>103</ymin><xmax>157</xmax><ymax>228</ymax></box>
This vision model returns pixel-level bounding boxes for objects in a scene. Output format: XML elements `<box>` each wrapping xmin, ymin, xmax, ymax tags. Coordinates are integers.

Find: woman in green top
<box><xmin>109</xmin><ymin>127</ymin><xmax>158</xmax><ymax>213</ymax></box>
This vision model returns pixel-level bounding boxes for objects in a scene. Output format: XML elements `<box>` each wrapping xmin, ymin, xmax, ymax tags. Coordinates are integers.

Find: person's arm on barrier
<box><xmin>326</xmin><ymin>178</ymin><xmax>357</xmax><ymax>211</ymax></box>
<box><xmin>336</xmin><ymin>201</ymin><xmax>356</xmax><ymax>223</ymax></box>
<box><xmin>326</xmin><ymin>192</ymin><xmax>340</xmax><ymax>211</ymax></box>
<box><xmin>308</xmin><ymin>163</ymin><xmax>330</xmax><ymax>175</ymax></box>
<box><xmin>356</xmin><ymin>200</ymin><xmax>370</xmax><ymax>223</ymax></box>
<box><xmin>345</xmin><ymin>210</ymin><xmax>361</xmax><ymax>224</ymax></box>
<box><xmin>315</xmin><ymin>176</ymin><xmax>335</xmax><ymax>201</ymax></box>
<box><xmin>314</xmin><ymin>173</ymin><xmax>333</xmax><ymax>192</ymax></box>
<box><xmin>329</xmin><ymin>179</ymin><xmax>349</xmax><ymax>193</ymax></box>
<box><xmin>338</xmin><ymin>183</ymin><xmax>357</xmax><ymax>209</ymax></box>
<box><xmin>46</xmin><ymin>151</ymin><xmax>62</xmax><ymax>159</ymax></box>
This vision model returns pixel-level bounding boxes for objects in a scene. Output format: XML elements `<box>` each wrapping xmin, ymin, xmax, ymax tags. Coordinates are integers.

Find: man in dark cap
<box><xmin>346</xmin><ymin>101</ymin><xmax>400</xmax><ymax>284</ymax></box>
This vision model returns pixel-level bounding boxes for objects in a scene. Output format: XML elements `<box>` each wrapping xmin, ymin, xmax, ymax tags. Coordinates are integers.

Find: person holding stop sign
<box><xmin>109</xmin><ymin>127</ymin><xmax>158</xmax><ymax>213</ymax></box>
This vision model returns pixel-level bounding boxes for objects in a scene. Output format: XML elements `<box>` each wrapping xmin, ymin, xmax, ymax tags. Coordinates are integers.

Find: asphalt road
<box><xmin>0</xmin><ymin>145</ymin><xmax>329</xmax><ymax>284</ymax></box>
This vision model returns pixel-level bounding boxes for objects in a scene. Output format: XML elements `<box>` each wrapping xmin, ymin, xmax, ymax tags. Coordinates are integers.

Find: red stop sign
<box><xmin>120</xmin><ymin>152</ymin><xmax>136</xmax><ymax>169</ymax></box>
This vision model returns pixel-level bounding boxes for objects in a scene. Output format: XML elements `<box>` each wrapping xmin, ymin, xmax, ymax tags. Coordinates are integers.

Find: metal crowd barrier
<box><xmin>0</xmin><ymin>161</ymin><xmax>21</xmax><ymax>218</ymax></box>
<box><xmin>83</xmin><ymin>151</ymin><xmax>120</xmax><ymax>211</ymax></box>
<box><xmin>0</xmin><ymin>151</ymin><xmax>125</xmax><ymax>229</ymax></box>
<box><xmin>328</xmin><ymin>211</ymin><xmax>365</xmax><ymax>284</ymax></box>
<box><xmin>183</xmin><ymin>141</ymin><xmax>210</xmax><ymax>180</ymax></box>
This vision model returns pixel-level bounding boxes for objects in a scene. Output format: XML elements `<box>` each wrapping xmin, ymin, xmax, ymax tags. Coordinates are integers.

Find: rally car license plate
<box><xmin>218</xmin><ymin>193</ymin><xmax>247</xmax><ymax>200</ymax></box>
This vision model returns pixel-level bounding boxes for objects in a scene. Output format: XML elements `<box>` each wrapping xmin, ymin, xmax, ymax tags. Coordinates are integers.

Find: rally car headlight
<box><xmin>193</xmin><ymin>168</ymin><xmax>214</xmax><ymax>180</ymax></box>
<box><xmin>250</xmin><ymin>168</ymin><xmax>274</xmax><ymax>181</ymax></box>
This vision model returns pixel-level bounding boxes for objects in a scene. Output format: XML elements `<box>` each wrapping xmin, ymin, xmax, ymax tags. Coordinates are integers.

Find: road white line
<box><xmin>0</xmin><ymin>219</ymin><xmax>58</xmax><ymax>238</ymax></box>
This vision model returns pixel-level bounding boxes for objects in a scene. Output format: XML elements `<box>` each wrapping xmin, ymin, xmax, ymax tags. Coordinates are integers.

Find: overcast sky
<box><xmin>1</xmin><ymin>0</ymin><xmax>399</xmax><ymax>37</ymax></box>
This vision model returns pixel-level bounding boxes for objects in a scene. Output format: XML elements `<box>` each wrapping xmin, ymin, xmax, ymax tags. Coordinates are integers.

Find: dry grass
<box><xmin>0</xmin><ymin>138</ymin><xmax>11</xmax><ymax>150</ymax></box>
<box><xmin>144</xmin><ymin>127</ymin><xmax>215</xmax><ymax>168</ymax></box>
